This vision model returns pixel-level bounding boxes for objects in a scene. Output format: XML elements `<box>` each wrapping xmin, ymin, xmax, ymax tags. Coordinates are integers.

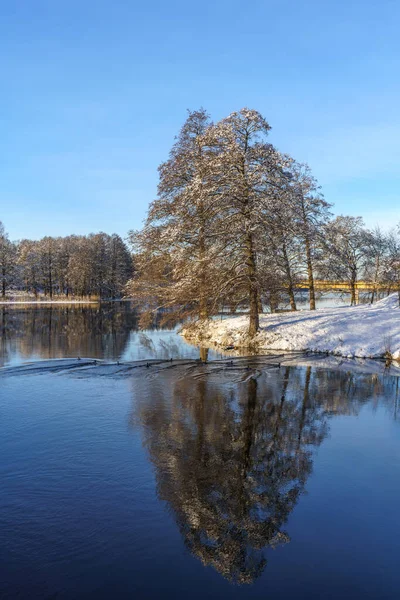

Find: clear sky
<box><xmin>1</xmin><ymin>0</ymin><xmax>399</xmax><ymax>241</ymax></box>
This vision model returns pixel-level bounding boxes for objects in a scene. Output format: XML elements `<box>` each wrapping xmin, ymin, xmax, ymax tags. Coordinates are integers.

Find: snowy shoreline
<box><xmin>181</xmin><ymin>294</ymin><xmax>400</xmax><ymax>361</ymax></box>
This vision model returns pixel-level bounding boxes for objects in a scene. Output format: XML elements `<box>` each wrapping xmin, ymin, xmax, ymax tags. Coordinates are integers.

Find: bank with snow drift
<box><xmin>181</xmin><ymin>294</ymin><xmax>400</xmax><ymax>360</ymax></box>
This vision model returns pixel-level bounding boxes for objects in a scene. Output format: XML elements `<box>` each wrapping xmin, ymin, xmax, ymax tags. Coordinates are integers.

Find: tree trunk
<box><xmin>350</xmin><ymin>274</ymin><xmax>357</xmax><ymax>306</ymax></box>
<box><xmin>249</xmin><ymin>282</ymin><xmax>259</xmax><ymax>336</ymax></box>
<box><xmin>371</xmin><ymin>256</ymin><xmax>380</xmax><ymax>304</ymax></box>
<box><xmin>198</xmin><ymin>221</ymin><xmax>208</xmax><ymax>320</ymax></box>
<box><xmin>246</xmin><ymin>231</ymin><xmax>259</xmax><ymax>337</ymax></box>
<box><xmin>199</xmin><ymin>347</ymin><xmax>208</xmax><ymax>363</ymax></box>
<box><xmin>269</xmin><ymin>292</ymin><xmax>279</xmax><ymax>313</ymax></box>
<box><xmin>239</xmin><ymin>131</ymin><xmax>259</xmax><ymax>338</ymax></box>
<box><xmin>305</xmin><ymin>237</ymin><xmax>316</xmax><ymax>310</ymax></box>
<box><xmin>287</xmin><ymin>283</ymin><xmax>296</xmax><ymax>311</ymax></box>
<box><xmin>282</xmin><ymin>241</ymin><xmax>296</xmax><ymax>311</ymax></box>
<box><xmin>1</xmin><ymin>267</ymin><xmax>5</xmax><ymax>297</ymax></box>
<box><xmin>49</xmin><ymin>261</ymin><xmax>53</xmax><ymax>300</ymax></box>
<box><xmin>198</xmin><ymin>291</ymin><xmax>208</xmax><ymax>320</ymax></box>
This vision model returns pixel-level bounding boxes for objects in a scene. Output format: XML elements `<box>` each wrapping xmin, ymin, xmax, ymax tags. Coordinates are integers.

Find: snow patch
<box><xmin>181</xmin><ymin>294</ymin><xmax>400</xmax><ymax>360</ymax></box>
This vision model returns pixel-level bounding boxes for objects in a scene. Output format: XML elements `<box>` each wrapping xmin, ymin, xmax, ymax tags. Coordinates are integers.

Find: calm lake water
<box><xmin>0</xmin><ymin>303</ymin><xmax>225</xmax><ymax>367</ymax></box>
<box><xmin>1</xmin><ymin>304</ymin><xmax>400</xmax><ymax>599</ymax></box>
<box><xmin>0</xmin><ymin>296</ymin><xmax>351</xmax><ymax>367</ymax></box>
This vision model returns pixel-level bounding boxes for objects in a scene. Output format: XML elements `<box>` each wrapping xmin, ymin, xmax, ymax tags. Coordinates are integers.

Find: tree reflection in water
<box><xmin>0</xmin><ymin>303</ymin><xmax>140</xmax><ymax>365</ymax></box>
<box><xmin>133</xmin><ymin>365</ymin><xmax>329</xmax><ymax>584</ymax></box>
<box><xmin>0</xmin><ymin>304</ymin><xmax>216</xmax><ymax>366</ymax></box>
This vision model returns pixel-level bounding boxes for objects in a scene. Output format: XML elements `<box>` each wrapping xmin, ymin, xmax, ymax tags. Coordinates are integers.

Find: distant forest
<box><xmin>0</xmin><ymin>223</ymin><xmax>133</xmax><ymax>300</ymax></box>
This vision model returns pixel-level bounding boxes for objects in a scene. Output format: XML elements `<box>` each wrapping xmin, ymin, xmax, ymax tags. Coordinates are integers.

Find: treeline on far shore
<box><xmin>0</xmin><ymin>223</ymin><xmax>133</xmax><ymax>300</ymax></box>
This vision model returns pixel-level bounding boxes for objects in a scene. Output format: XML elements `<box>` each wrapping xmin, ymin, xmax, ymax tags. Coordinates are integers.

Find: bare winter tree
<box><xmin>385</xmin><ymin>226</ymin><xmax>400</xmax><ymax>306</ymax></box>
<box><xmin>127</xmin><ymin>109</ymin><xmax>225</xmax><ymax>325</ymax></box>
<box><xmin>0</xmin><ymin>222</ymin><xmax>16</xmax><ymax>297</ymax></box>
<box><xmin>38</xmin><ymin>236</ymin><xmax>59</xmax><ymax>299</ymax></box>
<box><xmin>203</xmin><ymin>108</ymin><xmax>287</xmax><ymax>335</ymax></box>
<box><xmin>14</xmin><ymin>231</ymin><xmax>132</xmax><ymax>299</ymax></box>
<box><xmin>108</xmin><ymin>234</ymin><xmax>133</xmax><ymax>300</ymax></box>
<box><xmin>127</xmin><ymin>108</ymin><xmax>331</xmax><ymax>335</ymax></box>
<box><xmin>285</xmin><ymin>162</ymin><xmax>331</xmax><ymax>310</ymax></box>
<box><xmin>322</xmin><ymin>216</ymin><xmax>368</xmax><ymax>305</ymax></box>
<box><xmin>363</xmin><ymin>226</ymin><xmax>388</xmax><ymax>303</ymax></box>
<box><xmin>18</xmin><ymin>239</ymin><xmax>41</xmax><ymax>297</ymax></box>
<box><xmin>261</xmin><ymin>183</ymin><xmax>303</xmax><ymax>311</ymax></box>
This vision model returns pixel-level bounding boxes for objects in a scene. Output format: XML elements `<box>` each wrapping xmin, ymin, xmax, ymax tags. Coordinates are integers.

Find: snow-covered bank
<box><xmin>181</xmin><ymin>294</ymin><xmax>400</xmax><ymax>360</ymax></box>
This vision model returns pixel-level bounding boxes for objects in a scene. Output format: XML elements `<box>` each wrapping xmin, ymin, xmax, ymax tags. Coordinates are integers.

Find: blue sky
<box><xmin>1</xmin><ymin>0</ymin><xmax>399</xmax><ymax>241</ymax></box>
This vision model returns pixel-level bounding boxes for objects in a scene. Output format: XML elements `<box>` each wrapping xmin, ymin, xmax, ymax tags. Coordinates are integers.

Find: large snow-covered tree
<box><xmin>127</xmin><ymin>109</ymin><xmax>225</xmax><ymax>324</ymax></box>
<box><xmin>127</xmin><ymin>108</ymin><xmax>333</xmax><ymax>335</ymax></box>
<box><xmin>202</xmin><ymin>108</ymin><xmax>287</xmax><ymax>335</ymax></box>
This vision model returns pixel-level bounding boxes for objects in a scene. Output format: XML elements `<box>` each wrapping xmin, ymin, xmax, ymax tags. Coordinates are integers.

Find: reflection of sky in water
<box><xmin>121</xmin><ymin>328</ymin><xmax>224</xmax><ymax>362</ymax></box>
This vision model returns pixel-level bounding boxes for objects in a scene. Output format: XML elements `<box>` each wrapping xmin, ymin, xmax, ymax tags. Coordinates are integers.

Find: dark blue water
<box><xmin>1</xmin><ymin>358</ymin><xmax>400</xmax><ymax>599</ymax></box>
